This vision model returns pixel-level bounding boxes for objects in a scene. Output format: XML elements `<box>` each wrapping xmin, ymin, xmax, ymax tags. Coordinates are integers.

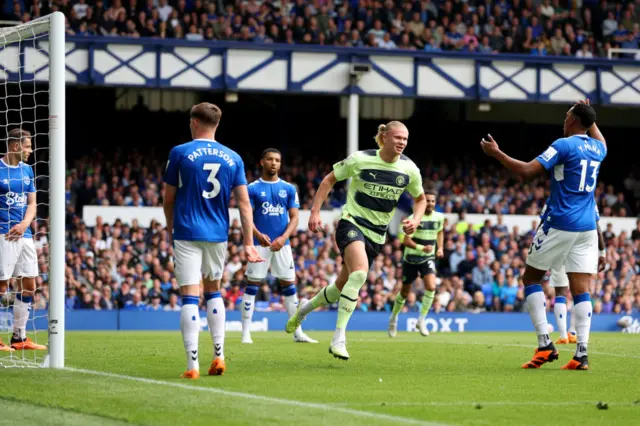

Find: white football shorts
<box><xmin>246</xmin><ymin>245</ymin><xmax>295</xmax><ymax>282</ymax></box>
<box><xmin>526</xmin><ymin>227</ymin><xmax>598</xmax><ymax>275</ymax></box>
<box><xmin>0</xmin><ymin>236</ymin><xmax>38</xmax><ymax>280</ymax></box>
<box><xmin>549</xmin><ymin>265</ymin><xmax>569</xmax><ymax>288</ymax></box>
<box><xmin>174</xmin><ymin>240</ymin><xmax>227</xmax><ymax>286</ymax></box>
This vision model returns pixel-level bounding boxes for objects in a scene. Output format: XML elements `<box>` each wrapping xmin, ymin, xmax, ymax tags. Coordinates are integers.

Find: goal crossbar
<box><xmin>0</xmin><ymin>15</ymin><xmax>53</xmax><ymax>44</ymax></box>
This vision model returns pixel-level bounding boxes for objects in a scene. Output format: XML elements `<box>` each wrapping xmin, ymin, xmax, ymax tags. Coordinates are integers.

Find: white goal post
<box><xmin>0</xmin><ymin>12</ymin><xmax>65</xmax><ymax>368</ymax></box>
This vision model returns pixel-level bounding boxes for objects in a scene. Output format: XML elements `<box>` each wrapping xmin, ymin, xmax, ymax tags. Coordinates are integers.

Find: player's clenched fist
<box><xmin>245</xmin><ymin>245</ymin><xmax>265</xmax><ymax>263</ymax></box>
<box><xmin>401</xmin><ymin>217</ymin><xmax>420</xmax><ymax>235</ymax></box>
<box><xmin>308</xmin><ymin>211</ymin><xmax>322</xmax><ymax>232</ymax></box>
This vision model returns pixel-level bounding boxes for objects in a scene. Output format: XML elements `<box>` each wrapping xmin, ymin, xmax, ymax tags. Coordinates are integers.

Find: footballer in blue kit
<box><xmin>0</xmin><ymin>129</ymin><xmax>46</xmax><ymax>352</ymax></box>
<box><xmin>482</xmin><ymin>99</ymin><xmax>606</xmax><ymax>371</ymax></box>
<box><xmin>541</xmin><ymin>203</ymin><xmax>605</xmax><ymax>346</ymax></box>
<box><xmin>163</xmin><ymin>103</ymin><xmax>263</xmax><ymax>379</ymax></box>
<box><xmin>242</xmin><ymin>148</ymin><xmax>317</xmax><ymax>344</ymax></box>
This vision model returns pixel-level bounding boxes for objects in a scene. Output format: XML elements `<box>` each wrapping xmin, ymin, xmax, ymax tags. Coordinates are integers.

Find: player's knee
<box><xmin>523</xmin><ymin>266</ymin><xmax>546</xmax><ymax>285</ymax></box>
<box><xmin>348</xmin><ymin>270</ymin><xmax>367</xmax><ymax>286</ymax></box>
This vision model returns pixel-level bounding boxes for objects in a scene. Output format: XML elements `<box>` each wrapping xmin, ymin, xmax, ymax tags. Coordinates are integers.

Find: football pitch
<box><xmin>1</xmin><ymin>331</ymin><xmax>639</xmax><ymax>425</ymax></box>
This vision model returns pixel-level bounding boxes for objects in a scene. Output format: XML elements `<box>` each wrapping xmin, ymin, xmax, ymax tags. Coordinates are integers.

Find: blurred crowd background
<box><xmin>45</xmin><ymin>150</ymin><xmax>639</xmax><ymax>315</ymax></box>
<box><xmin>4</xmin><ymin>0</ymin><xmax>640</xmax><ymax>59</ymax></box>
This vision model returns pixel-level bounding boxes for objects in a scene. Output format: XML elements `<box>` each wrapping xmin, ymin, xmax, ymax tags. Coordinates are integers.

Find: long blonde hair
<box><xmin>374</xmin><ymin>121</ymin><xmax>405</xmax><ymax>148</ymax></box>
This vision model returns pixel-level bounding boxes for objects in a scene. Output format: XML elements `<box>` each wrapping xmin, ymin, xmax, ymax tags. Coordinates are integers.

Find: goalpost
<box><xmin>0</xmin><ymin>12</ymin><xmax>65</xmax><ymax>368</ymax></box>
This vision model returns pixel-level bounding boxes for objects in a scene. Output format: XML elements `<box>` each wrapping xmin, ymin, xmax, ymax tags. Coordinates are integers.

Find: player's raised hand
<box><xmin>245</xmin><ymin>245</ymin><xmax>265</xmax><ymax>263</ymax></box>
<box><xmin>480</xmin><ymin>134</ymin><xmax>500</xmax><ymax>157</ymax></box>
<box><xmin>401</xmin><ymin>217</ymin><xmax>419</xmax><ymax>235</ymax></box>
<box><xmin>270</xmin><ymin>236</ymin><xmax>286</xmax><ymax>252</ymax></box>
<box><xmin>308</xmin><ymin>211</ymin><xmax>322</xmax><ymax>232</ymax></box>
<box><xmin>256</xmin><ymin>231</ymin><xmax>271</xmax><ymax>247</ymax></box>
<box><xmin>6</xmin><ymin>222</ymin><xmax>27</xmax><ymax>241</ymax></box>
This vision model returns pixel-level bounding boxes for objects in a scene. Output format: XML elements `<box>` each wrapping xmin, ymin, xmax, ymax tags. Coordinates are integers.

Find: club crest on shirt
<box><xmin>396</xmin><ymin>175</ymin><xmax>405</xmax><ymax>186</ymax></box>
<box><xmin>279</xmin><ymin>189</ymin><xmax>287</xmax><ymax>198</ymax></box>
<box><xmin>347</xmin><ymin>230</ymin><xmax>358</xmax><ymax>239</ymax></box>
<box><xmin>23</xmin><ymin>177</ymin><xmax>30</xmax><ymax>186</ymax></box>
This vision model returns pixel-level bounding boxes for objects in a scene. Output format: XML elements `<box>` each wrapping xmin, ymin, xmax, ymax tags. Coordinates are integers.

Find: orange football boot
<box><xmin>555</xmin><ymin>337</ymin><xmax>570</xmax><ymax>344</ymax></box>
<box><xmin>567</xmin><ymin>332</ymin><xmax>577</xmax><ymax>344</ymax></box>
<box><xmin>522</xmin><ymin>344</ymin><xmax>559</xmax><ymax>369</ymax></box>
<box><xmin>208</xmin><ymin>358</ymin><xmax>226</xmax><ymax>376</ymax></box>
<box><xmin>561</xmin><ymin>356</ymin><xmax>589</xmax><ymax>370</ymax></box>
<box><xmin>10</xmin><ymin>337</ymin><xmax>47</xmax><ymax>350</ymax></box>
<box><xmin>0</xmin><ymin>338</ymin><xmax>15</xmax><ymax>352</ymax></box>
<box><xmin>180</xmin><ymin>369</ymin><xmax>200</xmax><ymax>379</ymax></box>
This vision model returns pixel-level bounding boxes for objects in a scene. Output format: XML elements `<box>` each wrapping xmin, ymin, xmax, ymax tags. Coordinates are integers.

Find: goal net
<box><xmin>0</xmin><ymin>12</ymin><xmax>65</xmax><ymax>368</ymax></box>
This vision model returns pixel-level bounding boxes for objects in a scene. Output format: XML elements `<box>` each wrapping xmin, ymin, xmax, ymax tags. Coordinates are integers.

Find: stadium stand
<box><xmin>46</xmin><ymin>150</ymin><xmax>640</xmax><ymax>316</ymax></box>
<box><xmin>3</xmin><ymin>0</ymin><xmax>640</xmax><ymax>59</ymax></box>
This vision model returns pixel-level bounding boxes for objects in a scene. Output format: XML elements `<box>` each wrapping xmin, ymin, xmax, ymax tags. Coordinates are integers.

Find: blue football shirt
<box><xmin>535</xmin><ymin>134</ymin><xmax>607</xmax><ymax>232</ymax></box>
<box><xmin>248</xmin><ymin>178</ymin><xmax>299</xmax><ymax>246</ymax></box>
<box><xmin>0</xmin><ymin>160</ymin><xmax>35</xmax><ymax>238</ymax></box>
<box><xmin>163</xmin><ymin>139</ymin><xmax>247</xmax><ymax>242</ymax></box>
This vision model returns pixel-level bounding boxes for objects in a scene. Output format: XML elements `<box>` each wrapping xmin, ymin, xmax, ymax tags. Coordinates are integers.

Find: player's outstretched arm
<box><xmin>308</xmin><ymin>172</ymin><xmax>337</xmax><ymax>232</ymax></box>
<box><xmin>162</xmin><ymin>184</ymin><xmax>176</xmax><ymax>243</ymax></box>
<box><xmin>480</xmin><ymin>134</ymin><xmax>544</xmax><ymax>180</ymax></box>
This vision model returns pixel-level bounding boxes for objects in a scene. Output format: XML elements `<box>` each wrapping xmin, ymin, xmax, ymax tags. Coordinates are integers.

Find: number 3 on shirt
<box><xmin>579</xmin><ymin>160</ymin><xmax>600</xmax><ymax>192</ymax></box>
<box><xmin>202</xmin><ymin>163</ymin><xmax>221</xmax><ymax>199</ymax></box>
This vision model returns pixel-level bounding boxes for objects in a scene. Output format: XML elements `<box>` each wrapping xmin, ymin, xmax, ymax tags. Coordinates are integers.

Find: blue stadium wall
<box><xmin>0</xmin><ymin>311</ymin><xmax>631</xmax><ymax>332</ymax></box>
<box><xmin>1</xmin><ymin>37</ymin><xmax>639</xmax><ymax>105</ymax></box>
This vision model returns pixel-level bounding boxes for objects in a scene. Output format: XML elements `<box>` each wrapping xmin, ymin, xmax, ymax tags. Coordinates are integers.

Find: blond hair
<box><xmin>374</xmin><ymin>121</ymin><xmax>405</xmax><ymax>148</ymax></box>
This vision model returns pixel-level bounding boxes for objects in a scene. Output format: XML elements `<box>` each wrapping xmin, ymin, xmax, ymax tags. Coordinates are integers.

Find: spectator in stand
<box><xmin>5</xmin><ymin>0</ymin><xmax>639</xmax><ymax>60</ymax></box>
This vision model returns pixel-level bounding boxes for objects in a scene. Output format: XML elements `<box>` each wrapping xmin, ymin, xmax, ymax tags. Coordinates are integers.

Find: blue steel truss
<box><xmin>0</xmin><ymin>36</ymin><xmax>638</xmax><ymax>105</ymax></box>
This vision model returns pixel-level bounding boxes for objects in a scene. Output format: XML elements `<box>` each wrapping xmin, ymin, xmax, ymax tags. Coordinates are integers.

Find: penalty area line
<box><xmin>64</xmin><ymin>367</ymin><xmax>448</xmax><ymax>426</ymax></box>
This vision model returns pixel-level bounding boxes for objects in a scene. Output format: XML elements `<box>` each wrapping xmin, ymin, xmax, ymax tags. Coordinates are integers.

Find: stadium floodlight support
<box><xmin>0</xmin><ymin>11</ymin><xmax>66</xmax><ymax>368</ymax></box>
<box><xmin>347</xmin><ymin>63</ymin><xmax>369</xmax><ymax>158</ymax></box>
<box><xmin>347</xmin><ymin>92</ymin><xmax>358</xmax><ymax>157</ymax></box>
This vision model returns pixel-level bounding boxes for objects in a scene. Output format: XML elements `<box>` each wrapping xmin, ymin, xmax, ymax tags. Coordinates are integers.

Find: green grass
<box><xmin>1</xmin><ymin>331</ymin><xmax>639</xmax><ymax>425</ymax></box>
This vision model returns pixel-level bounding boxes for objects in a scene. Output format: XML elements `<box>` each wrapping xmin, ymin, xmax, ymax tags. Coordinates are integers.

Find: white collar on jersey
<box><xmin>193</xmin><ymin>138</ymin><xmax>216</xmax><ymax>142</ymax></box>
<box><xmin>259</xmin><ymin>178</ymin><xmax>281</xmax><ymax>184</ymax></box>
<box><xmin>0</xmin><ymin>158</ymin><xmax>23</xmax><ymax>168</ymax></box>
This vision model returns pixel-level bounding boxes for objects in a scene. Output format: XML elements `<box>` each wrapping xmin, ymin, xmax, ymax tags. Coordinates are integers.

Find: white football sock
<box><xmin>525</xmin><ymin>284</ymin><xmax>551</xmax><ymax>347</ymax></box>
<box><xmin>554</xmin><ymin>296</ymin><xmax>568</xmax><ymax>339</ymax></box>
<box><xmin>13</xmin><ymin>295</ymin><xmax>31</xmax><ymax>340</ymax></box>
<box><xmin>242</xmin><ymin>285</ymin><xmax>258</xmax><ymax>337</ymax></box>
<box><xmin>573</xmin><ymin>293</ymin><xmax>592</xmax><ymax>358</ymax></box>
<box><xmin>568</xmin><ymin>305</ymin><xmax>576</xmax><ymax>334</ymax></box>
<box><xmin>180</xmin><ymin>298</ymin><xmax>200</xmax><ymax>372</ymax></box>
<box><xmin>206</xmin><ymin>293</ymin><xmax>225</xmax><ymax>360</ymax></box>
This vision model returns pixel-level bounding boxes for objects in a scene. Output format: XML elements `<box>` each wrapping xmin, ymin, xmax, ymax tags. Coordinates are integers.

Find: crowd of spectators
<box><xmin>2</xmin><ymin>150</ymin><xmax>625</xmax><ymax>317</ymax></box>
<box><xmin>4</xmin><ymin>0</ymin><xmax>640</xmax><ymax>59</ymax></box>
<box><xmin>66</xmin><ymin>150</ymin><xmax>640</xmax><ymax>217</ymax></box>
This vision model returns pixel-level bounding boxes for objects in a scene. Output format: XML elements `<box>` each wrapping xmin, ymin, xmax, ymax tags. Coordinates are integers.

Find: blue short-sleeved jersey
<box><xmin>248</xmin><ymin>178</ymin><xmax>299</xmax><ymax>246</ymax></box>
<box><xmin>163</xmin><ymin>139</ymin><xmax>247</xmax><ymax>242</ymax></box>
<box><xmin>535</xmin><ymin>134</ymin><xmax>607</xmax><ymax>232</ymax></box>
<box><xmin>0</xmin><ymin>160</ymin><xmax>35</xmax><ymax>238</ymax></box>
